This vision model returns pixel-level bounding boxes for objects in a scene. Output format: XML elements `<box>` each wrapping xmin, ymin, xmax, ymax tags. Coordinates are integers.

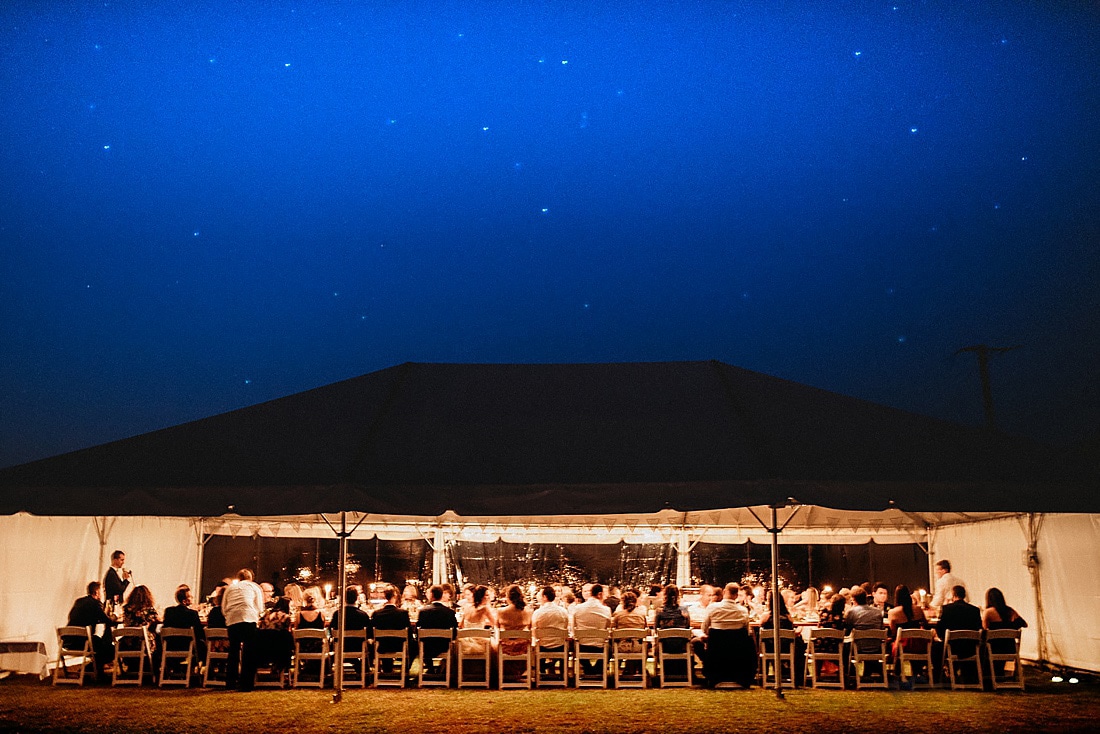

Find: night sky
<box><xmin>2</xmin><ymin>1</ymin><xmax>1098</xmax><ymax>469</ymax></box>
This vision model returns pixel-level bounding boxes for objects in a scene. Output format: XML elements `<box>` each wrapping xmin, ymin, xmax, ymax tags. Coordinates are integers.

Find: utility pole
<box><xmin>954</xmin><ymin>344</ymin><xmax>1022</xmax><ymax>431</ymax></box>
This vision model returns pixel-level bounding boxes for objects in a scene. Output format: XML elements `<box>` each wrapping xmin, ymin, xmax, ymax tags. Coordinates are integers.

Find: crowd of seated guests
<box><xmin>60</xmin><ymin>561</ymin><xmax>1029</xmax><ymax>689</ymax></box>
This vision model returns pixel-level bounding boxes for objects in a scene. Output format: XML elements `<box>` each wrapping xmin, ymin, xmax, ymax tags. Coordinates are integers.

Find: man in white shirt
<box><xmin>221</xmin><ymin>568</ymin><xmax>265</xmax><ymax>691</ymax></box>
<box><xmin>701</xmin><ymin>583</ymin><xmax>749</xmax><ymax>635</ymax></box>
<box><xmin>532</xmin><ymin>586</ymin><xmax>570</xmax><ymax>633</ymax></box>
<box><xmin>930</xmin><ymin>559</ymin><xmax>967</xmax><ymax>613</ymax></box>
<box><xmin>689</xmin><ymin>585</ymin><xmax>717</xmax><ymax>628</ymax></box>
<box><xmin>571</xmin><ymin>583</ymin><xmax>612</xmax><ymax>633</ymax></box>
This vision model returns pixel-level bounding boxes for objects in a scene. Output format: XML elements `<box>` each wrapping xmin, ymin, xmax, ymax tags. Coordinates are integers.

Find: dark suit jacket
<box><xmin>937</xmin><ymin>600</ymin><xmax>983</xmax><ymax>656</ymax></box>
<box><xmin>103</xmin><ymin>568</ymin><xmax>130</xmax><ymax>603</ymax></box>
<box><xmin>67</xmin><ymin>595</ymin><xmax>113</xmax><ymax>629</ymax></box>
<box><xmin>330</xmin><ymin>606</ymin><xmax>373</xmax><ymax>652</ymax></box>
<box><xmin>371</xmin><ymin>604</ymin><xmax>412</xmax><ymax>654</ymax></box>
<box><xmin>417</xmin><ymin>602</ymin><xmax>457</xmax><ymax>659</ymax></box>
<box><xmin>162</xmin><ymin>604</ymin><xmax>205</xmax><ymax>653</ymax></box>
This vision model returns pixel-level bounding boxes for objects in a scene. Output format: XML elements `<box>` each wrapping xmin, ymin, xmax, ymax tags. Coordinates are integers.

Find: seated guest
<box><xmin>373</xmin><ymin>584</ymin><xmax>415</xmax><ymax>665</ymax></box>
<box><xmin>611</xmin><ymin>591</ymin><xmax>647</xmax><ymax>631</ymax></box>
<box><xmin>440</xmin><ymin>582</ymin><xmax>456</xmax><ymax>609</ymax></box>
<box><xmin>206</xmin><ymin>586</ymin><xmax>227</xmax><ymax>628</ymax></box>
<box><xmin>698</xmin><ymin>583</ymin><xmax>755</xmax><ymax>688</ymax></box>
<box><xmin>497</xmin><ymin>584</ymin><xmax>532</xmax><ymax>680</ymax></box>
<box><xmin>689</xmin><ymin>585</ymin><xmax>716</xmax><ymax>628</ymax></box>
<box><xmin>162</xmin><ymin>585</ymin><xmax>206</xmax><ymax>664</ymax></box>
<box><xmin>532</xmin><ymin>586</ymin><xmax>569</xmax><ymax>636</ymax></box>
<box><xmin>572</xmin><ymin>583</ymin><xmax>612</xmax><ymax>633</ymax></box>
<box><xmin>330</xmin><ymin>587</ymin><xmax>374</xmax><ymax>676</ymax></box>
<box><xmin>123</xmin><ymin>585</ymin><xmax>160</xmax><ymax>629</ymax></box>
<box><xmin>416</xmin><ymin>584</ymin><xmax>457</xmax><ymax>663</ymax></box>
<box><xmin>283</xmin><ymin>583</ymin><xmax>304</xmax><ymax>611</ymax></box>
<box><xmin>871</xmin><ymin>582</ymin><xmax>890</xmax><ymax>616</ymax></box>
<box><xmin>654</xmin><ymin>584</ymin><xmax>691</xmax><ymax>654</ymax></box>
<box><xmin>844</xmin><ymin>588</ymin><xmax>884</xmax><ymax>653</ymax></box>
<box><xmin>65</xmin><ymin>581</ymin><xmax>116</xmax><ymax>680</ymax></box>
<box><xmin>935</xmin><ymin>585</ymin><xmax>982</xmax><ymax>682</ymax></box>
<box><xmin>293</xmin><ymin>592</ymin><xmax>326</xmax><ymax>630</ymax></box>
<box><xmin>887</xmin><ymin>584</ymin><xmax>928</xmax><ymax>658</ymax></box>
<box><xmin>458</xmin><ymin>585</ymin><xmax>496</xmax><ymax>657</ymax></box>
<box><xmin>983</xmin><ymin>587</ymin><xmax>1027</xmax><ymax>673</ymax></box>
<box><xmin>759</xmin><ymin>591</ymin><xmax>805</xmax><ymax>686</ymax></box>
<box><xmin>792</xmin><ymin>587</ymin><xmax>819</xmax><ymax>620</ymax></box>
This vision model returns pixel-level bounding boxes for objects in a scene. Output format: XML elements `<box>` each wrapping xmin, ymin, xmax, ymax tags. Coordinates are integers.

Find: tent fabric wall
<box><xmin>0</xmin><ymin>514</ymin><xmax>199</xmax><ymax>661</ymax></box>
<box><xmin>931</xmin><ymin>513</ymin><xmax>1100</xmax><ymax>672</ymax></box>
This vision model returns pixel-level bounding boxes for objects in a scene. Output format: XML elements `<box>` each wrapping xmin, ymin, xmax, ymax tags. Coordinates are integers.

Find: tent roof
<box><xmin>0</xmin><ymin>361</ymin><xmax>1092</xmax><ymax>517</ymax></box>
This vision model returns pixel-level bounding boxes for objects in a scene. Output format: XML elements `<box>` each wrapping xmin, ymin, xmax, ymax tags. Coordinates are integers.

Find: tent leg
<box><xmin>332</xmin><ymin>512</ymin><xmax>348</xmax><ymax>703</ymax></box>
<box><xmin>770</xmin><ymin>506</ymin><xmax>784</xmax><ymax>700</ymax></box>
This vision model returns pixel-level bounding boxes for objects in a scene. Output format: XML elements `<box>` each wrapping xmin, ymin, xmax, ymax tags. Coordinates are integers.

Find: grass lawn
<box><xmin>1</xmin><ymin>669</ymin><xmax>1098</xmax><ymax>733</ymax></box>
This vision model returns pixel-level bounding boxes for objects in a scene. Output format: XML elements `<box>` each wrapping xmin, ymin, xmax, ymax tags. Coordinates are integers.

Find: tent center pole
<box><xmin>332</xmin><ymin>512</ymin><xmax>348</xmax><ymax>703</ymax></box>
<box><xmin>770</xmin><ymin>506</ymin><xmax>784</xmax><ymax>700</ymax></box>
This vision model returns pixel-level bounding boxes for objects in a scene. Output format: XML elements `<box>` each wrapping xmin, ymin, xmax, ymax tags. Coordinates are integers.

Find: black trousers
<box><xmin>227</xmin><ymin>622</ymin><xmax>258</xmax><ymax>691</ymax></box>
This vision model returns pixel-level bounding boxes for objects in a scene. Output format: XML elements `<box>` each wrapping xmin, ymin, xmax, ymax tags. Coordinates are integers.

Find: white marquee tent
<box><xmin>2</xmin><ymin>362</ymin><xmax>1096</xmax><ymax>672</ymax></box>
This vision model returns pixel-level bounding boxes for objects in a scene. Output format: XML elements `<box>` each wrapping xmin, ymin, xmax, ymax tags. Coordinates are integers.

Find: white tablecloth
<box><xmin>0</xmin><ymin>641</ymin><xmax>49</xmax><ymax>678</ymax></box>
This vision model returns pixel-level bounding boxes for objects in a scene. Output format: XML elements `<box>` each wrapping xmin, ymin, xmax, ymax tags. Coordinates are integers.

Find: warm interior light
<box><xmin>1069</xmin><ymin>677</ymin><xmax>1079</xmax><ymax>684</ymax></box>
<box><xmin>1052</xmin><ymin>675</ymin><xmax>1064</xmax><ymax>683</ymax></box>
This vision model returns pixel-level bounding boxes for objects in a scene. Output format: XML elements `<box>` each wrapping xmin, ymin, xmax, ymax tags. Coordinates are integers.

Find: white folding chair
<box><xmin>611</xmin><ymin>628</ymin><xmax>648</xmax><ymax>688</ymax></box>
<box><xmin>372</xmin><ymin>629</ymin><xmax>408</xmax><ymax>687</ymax></box>
<box><xmin>759</xmin><ymin>629</ymin><xmax>798</xmax><ymax>686</ymax></box>
<box><xmin>895</xmin><ymin>628</ymin><xmax>935</xmax><ymax>689</ymax></box>
<box><xmin>54</xmin><ymin>626</ymin><xmax>95</xmax><ymax>686</ymax></box>
<box><xmin>985</xmin><ymin>629</ymin><xmax>1024</xmax><ymax>690</ymax></box>
<box><xmin>849</xmin><ymin>628</ymin><xmax>889</xmax><ymax>689</ymax></box>
<box><xmin>158</xmin><ymin>627</ymin><xmax>195</xmax><ymax>687</ymax></box>
<box><xmin>336</xmin><ymin>628</ymin><xmax>370</xmax><ymax>688</ymax></box>
<box><xmin>533</xmin><ymin>628</ymin><xmax>569</xmax><ymax>688</ymax></box>
<box><xmin>112</xmin><ymin>627</ymin><xmax>152</xmax><ymax>686</ymax></box>
<box><xmin>806</xmin><ymin>628</ymin><xmax>844</xmax><ymax>689</ymax></box>
<box><xmin>202</xmin><ymin>628</ymin><xmax>230</xmax><ymax>687</ymax></box>
<box><xmin>291</xmin><ymin>628</ymin><xmax>330</xmax><ymax>688</ymax></box>
<box><xmin>656</xmin><ymin>628</ymin><xmax>693</xmax><ymax>687</ymax></box>
<box><xmin>456</xmin><ymin>628</ymin><xmax>492</xmax><ymax>688</ymax></box>
<box><xmin>497</xmin><ymin>629</ymin><xmax>532</xmax><ymax>689</ymax></box>
<box><xmin>417</xmin><ymin>628</ymin><xmax>453</xmax><ymax>688</ymax></box>
<box><xmin>573</xmin><ymin>628</ymin><xmax>609</xmax><ymax>688</ymax></box>
<box><xmin>943</xmin><ymin>629</ymin><xmax>984</xmax><ymax>690</ymax></box>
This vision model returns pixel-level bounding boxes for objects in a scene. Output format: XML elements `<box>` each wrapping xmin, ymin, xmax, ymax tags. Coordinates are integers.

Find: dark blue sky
<box><xmin>2</xmin><ymin>1</ymin><xmax>1098</xmax><ymax>468</ymax></box>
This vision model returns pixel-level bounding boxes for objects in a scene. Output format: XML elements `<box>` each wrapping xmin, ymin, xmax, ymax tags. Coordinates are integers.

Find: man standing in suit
<box><xmin>162</xmin><ymin>586</ymin><xmax>206</xmax><ymax>665</ymax></box>
<box><xmin>372</xmin><ymin>584</ymin><xmax>414</xmax><ymax>673</ymax></box>
<box><xmin>221</xmin><ymin>568</ymin><xmax>265</xmax><ymax>691</ymax></box>
<box><xmin>66</xmin><ymin>581</ymin><xmax>116</xmax><ymax>680</ymax></box>
<box><xmin>417</xmin><ymin>585</ymin><xmax>457</xmax><ymax>663</ymax></box>
<box><xmin>103</xmin><ymin>550</ymin><xmax>131</xmax><ymax>606</ymax></box>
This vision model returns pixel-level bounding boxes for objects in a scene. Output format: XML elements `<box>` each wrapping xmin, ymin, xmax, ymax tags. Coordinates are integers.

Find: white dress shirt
<box><xmin>222</xmin><ymin>580</ymin><xmax>265</xmax><ymax>626</ymax></box>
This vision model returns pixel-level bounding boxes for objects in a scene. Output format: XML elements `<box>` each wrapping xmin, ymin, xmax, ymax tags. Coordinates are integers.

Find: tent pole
<box><xmin>1027</xmin><ymin>513</ymin><xmax>1047</xmax><ymax>665</ymax></box>
<box><xmin>332</xmin><ymin>512</ymin><xmax>348</xmax><ymax>703</ymax></box>
<box><xmin>195</xmin><ymin>518</ymin><xmax>206</xmax><ymax>599</ymax></box>
<box><xmin>432</xmin><ymin>526</ymin><xmax>446</xmax><ymax>586</ymax></box>
<box><xmin>770</xmin><ymin>505</ymin><xmax>783</xmax><ymax>699</ymax></box>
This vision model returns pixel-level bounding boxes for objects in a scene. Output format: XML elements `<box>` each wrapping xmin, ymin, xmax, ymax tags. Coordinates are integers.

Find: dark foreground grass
<box><xmin>2</xmin><ymin>671</ymin><xmax>1098</xmax><ymax>734</ymax></box>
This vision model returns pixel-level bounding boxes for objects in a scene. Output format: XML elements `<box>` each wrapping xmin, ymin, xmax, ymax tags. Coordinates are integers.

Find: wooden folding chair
<box><xmin>943</xmin><ymin>629</ymin><xmax>984</xmax><ymax>690</ymax></box>
<box><xmin>336</xmin><ymin>628</ymin><xmax>370</xmax><ymax>688</ymax></box>
<box><xmin>533</xmin><ymin>628</ymin><xmax>569</xmax><ymax>688</ymax></box>
<box><xmin>894</xmin><ymin>628</ymin><xmax>935</xmax><ymax>689</ymax></box>
<box><xmin>985</xmin><ymin>629</ymin><xmax>1024</xmax><ymax>690</ymax></box>
<box><xmin>655</xmin><ymin>628</ymin><xmax>693</xmax><ymax>687</ymax></box>
<box><xmin>112</xmin><ymin>627</ymin><xmax>152</xmax><ymax>686</ymax></box>
<box><xmin>202</xmin><ymin>628</ymin><xmax>229</xmax><ymax>687</ymax></box>
<box><xmin>291</xmin><ymin>629</ymin><xmax>330</xmax><ymax>688</ymax></box>
<box><xmin>54</xmin><ymin>626</ymin><xmax>95</xmax><ymax>686</ymax></box>
<box><xmin>456</xmin><ymin>629</ymin><xmax>492</xmax><ymax>688</ymax></box>
<box><xmin>611</xmin><ymin>628</ymin><xmax>648</xmax><ymax>688</ymax></box>
<box><xmin>498</xmin><ymin>630</ymin><xmax>533</xmax><ymax>689</ymax></box>
<box><xmin>417</xmin><ymin>628</ymin><xmax>453</xmax><ymax>688</ymax></box>
<box><xmin>573</xmin><ymin>629</ymin><xmax>609</xmax><ymax>688</ymax></box>
<box><xmin>373</xmin><ymin>629</ymin><xmax>408</xmax><ymax>688</ymax></box>
<box><xmin>806</xmin><ymin>628</ymin><xmax>844</xmax><ymax>689</ymax></box>
<box><xmin>158</xmin><ymin>627</ymin><xmax>195</xmax><ymax>687</ymax></box>
<box><xmin>849</xmin><ymin>628</ymin><xmax>889</xmax><ymax>689</ymax></box>
<box><xmin>760</xmin><ymin>629</ymin><xmax>798</xmax><ymax>686</ymax></box>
